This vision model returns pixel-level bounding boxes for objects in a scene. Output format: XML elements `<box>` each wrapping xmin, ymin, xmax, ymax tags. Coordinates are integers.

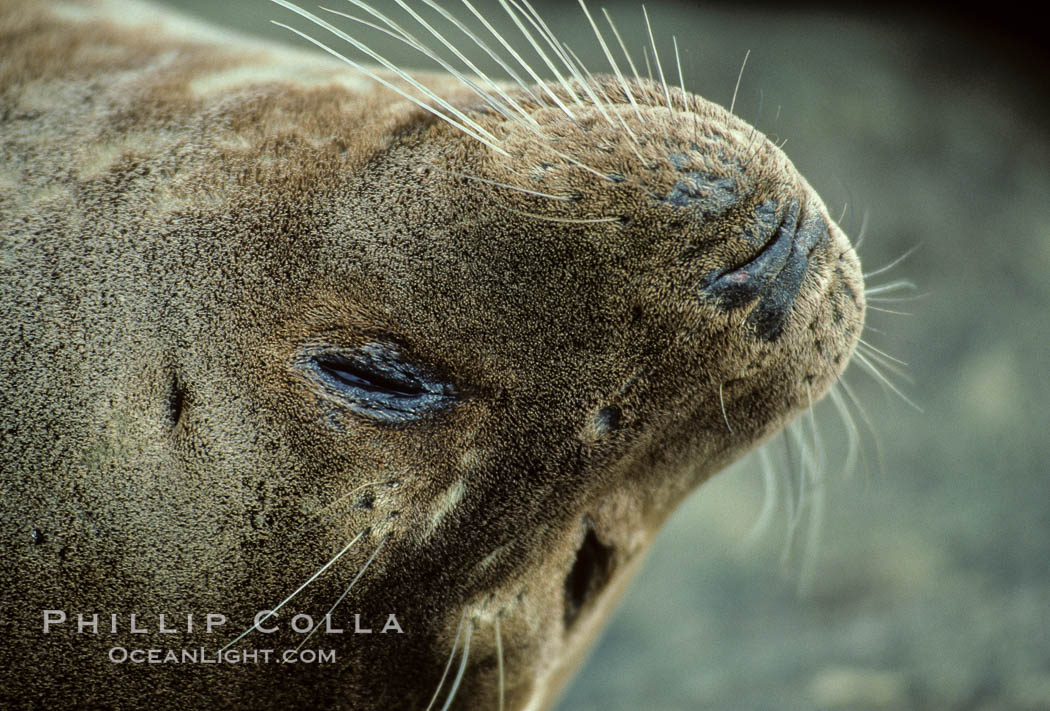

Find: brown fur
<box><xmin>0</xmin><ymin>1</ymin><xmax>864</xmax><ymax>709</ymax></box>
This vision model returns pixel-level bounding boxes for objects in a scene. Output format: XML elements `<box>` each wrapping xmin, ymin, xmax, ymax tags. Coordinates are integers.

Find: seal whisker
<box><xmin>519</xmin><ymin>0</ymin><xmax>641</xmax><ymax>153</ymax></box>
<box><xmin>828</xmin><ymin>383</ymin><xmax>862</xmax><ymax>478</ymax></box>
<box><xmin>780</xmin><ymin>420</ymin><xmax>823</xmax><ymax>580</ymax></box>
<box><xmin>718</xmin><ymin>381</ymin><xmax>733</xmax><ymax>434</ymax></box>
<box><xmin>523</xmin><ymin>143</ymin><xmax>614</xmax><ymax>181</ymax></box>
<box><xmin>679</xmin><ymin>37</ymin><xmax>703</xmax><ymax>146</ymax></box>
<box><xmin>643</xmin><ymin>44</ymin><xmax>654</xmax><ymax>83</ymax></box>
<box><xmin>729</xmin><ymin>48</ymin><xmax>751</xmax><ymax>118</ymax></box>
<box><xmin>315</xmin><ymin>3</ymin><xmax>619</xmax><ymax>177</ymax></box>
<box><xmin>491</xmin><ymin>0</ymin><xmax>581</xmax><ymax>118</ymax></box>
<box><xmin>458</xmin><ymin>0</ymin><xmax>573</xmax><ymax>119</ymax></box>
<box><xmin>425</xmin><ymin>610</ymin><xmax>467</xmax><ymax>711</ymax></box>
<box><xmin>271</xmin><ymin>20</ymin><xmax>508</xmax><ymax>155</ymax></box>
<box><xmin>837</xmin><ymin>201</ymin><xmax>849</xmax><ymax>225</ymax></box>
<box><xmin>674</xmin><ymin>36</ymin><xmax>688</xmax><ymax>116</ymax></box>
<box><xmin>857</xmin><ymin>337</ymin><xmax>909</xmax><ymax>368</ymax></box>
<box><xmin>740</xmin><ymin>134</ymin><xmax>764</xmax><ymax>173</ymax></box>
<box><xmin>439</xmin><ymin>618</ymin><xmax>473</xmax><ymax>711</ymax></box>
<box><xmin>797</xmin><ymin>451</ymin><xmax>826</xmax><ymax>593</ymax></box>
<box><xmin>551</xmin><ymin>7</ymin><xmax>642</xmax><ymax>155</ymax></box>
<box><xmin>386</xmin><ymin>2</ymin><xmax>508</xmax><ymax>87</ymax></box>
<box><xmin>866</xmin><ymin>304</ymin><xmax>915</xmax><ymax>316</ymax></box>
<box><xmin>579</xmin><ymin>1</ymin><xmax>643</xmax><ymax>124</ymax></box>
<box><xmin>839</xmin><ymin>375</ymin><xmax>887</xmax><ymax>475</ymax></box>
<box><xmin>853</xmin><ymin>350</ymin><xmax>923</xmax><ymax>412</ymax></box>
<box><xmin>751</xmin><ymin>381</ymin><xmax>861</xmax><ymax>567</ymax></box>
<box><xmin>854</xmin><ymin>344</ymin><xmax>913</xmax><ymax>390</ymax></box>
<box><xmin>855</xmin><ymin>343</ymin><xmax>908</xmax><ymax>379</ymax></box>
<box><xmin>294</xmin><ymin>536</ymin><xmax>387</xmax><ymax>652</ymax></box>
<box><xmin>502</xmin><ymin>0</ymin><xmax>581</xmax><ymax>106</ymax></box>
<box><xmin>776</xmin><ymin>431</ymin><xmax>799</xmax><ymax>541</ymax></box>
<box><xmin>270</xmin><ymin>3</ymin><xmax>510</xmax><ymax>155</ymax></box>
<box><xmin>494</xmin><ymin>616</ymin><xmax>505</xmax><ymax>711</ymax></box>
<box><xmin>510</xmin><ymin>0</ymin><xmax>582</xmax><ymax>86</ymax></box>
<box><xmin>420</xmin><ymin>0</ymin><xmax>542</xmax><ymax>105</ymax></box>
<box><xmin>642</xmin><ymin>6</ymin><xmax>673</xmax><ymax>115</ymax></box>
<box><xmin>864</xmin><ymin>279</ymin><xmax>917</xmax><ymax>296</ymax></box>
<box><xmin>676</xmin><ymin>35</ymin><xmax>692</xmax><ymax>118</ymax></box>
<box><xmin>384</xmin><ymin>0</ymin><xmax>545</xmax><ymax>134</ymax></box>
<box><xmin>778</xmin><ymin>430</ymin><xmax>806</xmax><ymax>569</ymax></box>
<box><xmin>742</xmin><ymin>446</ymin><xmax>779</xmax><ymax>547</ymax></box>
<box><xmin>788</xmin><ymin>418</ymin><xmax>820</xmax><ymax>534</ymax></box>
<box><xmin>795</xmin><ymin>421</ymin><xmax>818</xmax><ymax>530</ymax></box>
<box><xmin>739</xmin><ymin>91</ymin><xmax>769</xmax><ymax>173</ymax></box>
<box><xmin>318</xmin><ymin>3</ymin><xmax>536</xmax><ymax>135</ymax></box>
<box><xmin>408</xmin><ymin>2</ymin><xmax>548</xmax><ymax>133</ymax></box>
<box><xmin>499</xmin><ymin>205</ymin><xmax>620</xmax><ymax>224</ymax></box>
<box><xmin>601</xmin><ymin>8</ymin><xmax>644</xmax><ymax>89</ymax></box>
<box><xmin>560</xmin><ymin>44</ymin><xmax>646</xmax><ymax>161</ymax></box>
<box><xmin>434</xmin><ymin>168</ymin><xmax>572</xmax><ymax>201</ymax></box>
<box><xmin>796</xmin><ymin>384</ymin><xmax>827</xmax><ymax>593</ymax></box>
<box><xmin>865</xmin><ymin>294</ymin><xmax>927</xmax><ymax>303</ymax></box>
<box><xmin>315</xmin><ymin>8</ymin><xmax>416</xmax><ymax>51</ymax></box>
<box><xmin>219</xmin><ymin>529</ymin><xmax>365</xmax><ymax>653</ymax></box>
<box><xmin>853</xmin><ymin>209</ymin><xmax>872</xmax><ymax>250</ymax></box>
<box><xmin>281</xmin><ymin>1</ymin><xmax>487</xmax><ymax>129</ymax></box>
<box><xmin>557</xmin><ymin>40</ymin><xmax>627</xmax><ymax>140</ymax></box>
<box><xmin>741</xmin><ymin>89</ymin><xmax>765</xmax><ymax>165</ymax></box>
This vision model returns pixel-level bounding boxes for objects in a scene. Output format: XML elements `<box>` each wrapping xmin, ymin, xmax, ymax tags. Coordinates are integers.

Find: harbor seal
<box><xmin>0</xmin><ymin>0</ymin><xmax>865</xmax><ymax>708</ymax></box>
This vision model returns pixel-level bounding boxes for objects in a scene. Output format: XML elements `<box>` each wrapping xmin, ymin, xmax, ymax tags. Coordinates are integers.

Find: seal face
<box><xmin>0</xmin><ymin>1</ymin><xmax>865</xmax><ymax>709</ymax></box>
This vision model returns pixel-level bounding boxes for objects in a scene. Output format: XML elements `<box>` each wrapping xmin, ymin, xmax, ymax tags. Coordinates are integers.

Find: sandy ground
<box><xmin>159</xmin><ymin>2</ymin><xmax>1050</xmax><ymax>708</ymax></box>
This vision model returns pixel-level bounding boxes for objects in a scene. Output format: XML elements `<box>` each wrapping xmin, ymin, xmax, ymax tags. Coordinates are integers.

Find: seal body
<box><xmin>0</xmin><ymin>1</ymin><xmax>865</xmax><ymax>708</ymax></box>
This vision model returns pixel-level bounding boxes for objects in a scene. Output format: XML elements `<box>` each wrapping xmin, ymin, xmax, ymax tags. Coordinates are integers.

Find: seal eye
<box><xmin>318</xmin><ymin>358</ymin><xmax>425</xmax><ymax>397</ymax></box>
<box><xmin>305</xmin><ymin>343</ymin><xmax>457</xmax><ymax>424</ymax></box>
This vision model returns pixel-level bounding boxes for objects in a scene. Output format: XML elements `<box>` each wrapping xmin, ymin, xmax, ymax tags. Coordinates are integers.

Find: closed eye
<box><xmin>317</xmin><ymin>357</ymin><xmax>426</xmax><ymax>398</ymax></box>
<box><xmin>302</xmin><ymin>342</ymin><xmax>457</xmax><ymax>424</ymax></box>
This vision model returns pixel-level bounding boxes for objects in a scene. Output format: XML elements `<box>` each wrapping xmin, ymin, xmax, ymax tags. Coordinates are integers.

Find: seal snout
<box><xmin>703</xmin><ymin>200</ymin><xmax>831</xmax><ymax>341</ymax></box>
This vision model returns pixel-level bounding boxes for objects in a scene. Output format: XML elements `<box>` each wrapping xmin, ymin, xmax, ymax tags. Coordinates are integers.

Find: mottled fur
<box><xmin>0</xmin><ymin>1</ymin><xmax>864</xmax><ymax>709</ymax></box>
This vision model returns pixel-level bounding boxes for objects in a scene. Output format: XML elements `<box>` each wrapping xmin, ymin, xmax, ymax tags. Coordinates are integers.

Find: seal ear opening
<box><xmin>563</xmin><ymin>522</ymin><xmax>615</xmax><ymax>629</ymax></box>
<box><xmin>167</xmin><ymin>371</ymin><xmax>187</xmax><ymax>430</ymax></box>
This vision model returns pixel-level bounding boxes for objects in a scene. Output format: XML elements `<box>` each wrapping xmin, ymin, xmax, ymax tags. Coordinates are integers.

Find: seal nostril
<box><xmin>702</xmin><ymin>202</ymin><xmax>832</xmax><ymax>341</ymax></box>
<box><xmin>705</xmin><ymin>200</ymin><xmax>800</xmax><ymax>293</ymax></box>
<box><xmin>564</xmin><ymin>523</ymin><xmax>615</xmax><ymax>629</ymax></box>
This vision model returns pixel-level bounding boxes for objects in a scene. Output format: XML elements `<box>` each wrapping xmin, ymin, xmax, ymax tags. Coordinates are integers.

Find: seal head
<box><xmin>0</xmin><ymin>2</ymin><xmax>864</xmax><ymax>709</ymax></box>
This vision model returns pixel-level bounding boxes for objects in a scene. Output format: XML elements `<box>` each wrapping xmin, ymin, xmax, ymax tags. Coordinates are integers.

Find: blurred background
<box><xmin>158</xmin><ymin>1</ymin><xmax>1050</xmax><ymax>708</ymax></box>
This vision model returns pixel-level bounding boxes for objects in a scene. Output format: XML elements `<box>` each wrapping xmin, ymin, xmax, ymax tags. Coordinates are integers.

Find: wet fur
<box><xmin>0</xmin><ymin>0</ymin><xmax>864</xmax><ymax>708</ymax></box>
